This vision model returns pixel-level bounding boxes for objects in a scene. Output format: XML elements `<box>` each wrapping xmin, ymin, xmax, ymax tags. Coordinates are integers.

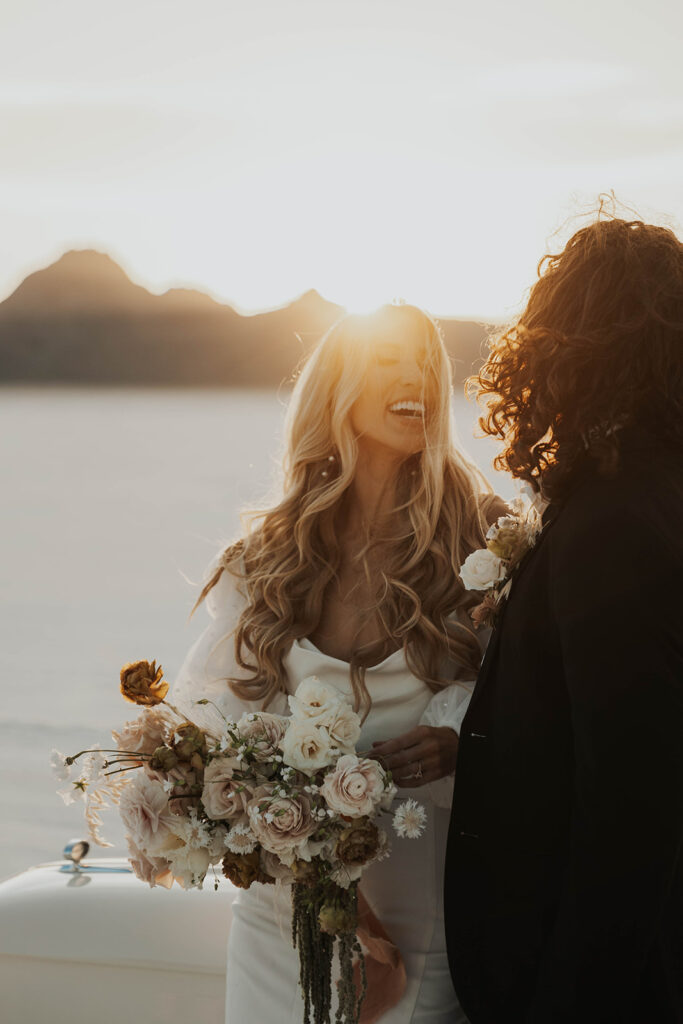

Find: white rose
<box><xmin>281</xmin><ymin>720</ymin><xmax>333</xmax><ymax>771</ymax></box>
<box><xmin>288</xmin><ymin>676</ymin><xmax>345</xmax><ymax>724</ymax></box>
<box><xmin>459</xmin><ymin>548</ymin><xmax>505</xmax><ymax>591</ymax></box>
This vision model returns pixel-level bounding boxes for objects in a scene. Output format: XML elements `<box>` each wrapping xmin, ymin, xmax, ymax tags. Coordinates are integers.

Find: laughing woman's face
<box><xmin>349</xmin><ymin>324</ymin><xmax>432</xmax><ymax>461</ymax></box>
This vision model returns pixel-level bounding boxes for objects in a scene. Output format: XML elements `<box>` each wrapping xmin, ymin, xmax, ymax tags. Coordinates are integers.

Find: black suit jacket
<box><xmin>445</xmin><ymin>435</ymin><xmax>683</xmax><ymax>1023</ymax></box>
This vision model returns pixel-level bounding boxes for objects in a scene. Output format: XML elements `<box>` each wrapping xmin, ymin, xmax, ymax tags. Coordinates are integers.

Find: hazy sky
<box><xmin>1</xmin><ymin>0</ymin><xmax>682</xmax><ymax>316</ymax></box>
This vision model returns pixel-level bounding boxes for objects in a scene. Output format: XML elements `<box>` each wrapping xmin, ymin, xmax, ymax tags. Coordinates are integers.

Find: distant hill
<box><xmin>0</xmin><ymin>250</ymin><xmax>491</xmax><ymax>387</ymax></box>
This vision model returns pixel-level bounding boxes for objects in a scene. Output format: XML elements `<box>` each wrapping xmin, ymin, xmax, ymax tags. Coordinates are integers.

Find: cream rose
<box><xmin>325</xmin><ymin>705</ymin><xmax>361</xmax><ymax>753</ymax></box>
<box><xmin>236</xmin><ymin>712</ymin><xmax>288</xmax><ymax>760</ymax></box>
<box><xmin>288</xmin><ymin>676</ymin><xmax>345</xmax><ymax>724</ymax></box>
<box><xmin>247</xmin><ymin>787</ymin><xmax>316</xmax><ymax>863</ymax></box>
<box><xmin>119</xmin><ymin>774</ymin><xmax>181</xmax><ymax>856</ymax></box>
<box><xmin>320</xmin><ymin>754</ymin><xmax>387</xmax><ymax>818</ymax></box>
<box><xmin>201</xmin><ymin>756</ymin><xmax>249</xmax><ymax>822</ymax></box>
<box><xmin>459</xmin><ymin>548</ymin><xmax>505</xmax><ymax>591</ymax></box>
<box><xmin>281</xmin><ymin>720</ymin><xmax>333</xmax><ymax>771</ymax></box>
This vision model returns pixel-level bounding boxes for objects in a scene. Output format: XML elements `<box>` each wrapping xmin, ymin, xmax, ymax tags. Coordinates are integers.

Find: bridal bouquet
<box><xmin>54</xmin><ymin>661</ymin><xmax>426</xmax><ymax>1024</ymax></box>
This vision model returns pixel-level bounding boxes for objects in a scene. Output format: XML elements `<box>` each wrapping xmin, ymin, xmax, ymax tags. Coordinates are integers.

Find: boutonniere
<box><xmin>460</xmin><ymin>495</ymin><xmax>547</xmax><ymax>629</ymax></box>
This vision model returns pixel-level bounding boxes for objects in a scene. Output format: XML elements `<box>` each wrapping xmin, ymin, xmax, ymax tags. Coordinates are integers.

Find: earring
<box><xmin>321</xmin><ymin>453</ymin><xmax>336</xmax><ymax>479</ymax></box>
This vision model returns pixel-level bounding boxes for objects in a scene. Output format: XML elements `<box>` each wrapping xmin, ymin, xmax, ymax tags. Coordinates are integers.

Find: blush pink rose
<box><xmin>118</xmin><ymin>774</ymin><xmax>180</xmax><ymax>856</ymax></box>
<box><xmin>201</xmin><ymin>756</ymin><xmax>250</xmax><ymax>822</ymax></box>
<box><xmin>320</xmin><ymin>754</ymin><xmax>387</xmax><ymax>818</ymax></box>
<box><xmin>112</xmin><ymin>706</ymin><xmax>174</xmax><ymax>767</ymax></box>
<box><xmin>236</xmin><ymin>712</ymin><xmax>288</xmax><ymax>761</ymax></box>
<box><xmin>247</xmin><ymin>786</ymin><xmax>317</xmax><ymax>864</ymax></box>
<box><xmin>126</xmin><ymin>836</ymin><xmax>174</xmax><ymax>889</ymax></box>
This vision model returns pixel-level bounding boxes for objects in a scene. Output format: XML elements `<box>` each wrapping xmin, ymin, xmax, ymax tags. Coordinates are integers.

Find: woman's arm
<box><xmin>172</xmin><ymin>555</ymin><xmax>287</xmax><ymax>731</ymax></box>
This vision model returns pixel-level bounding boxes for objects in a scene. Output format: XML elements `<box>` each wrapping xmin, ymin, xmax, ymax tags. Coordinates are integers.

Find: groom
<box><xmin>445</xmin><ymin>215</ymin><xmax>683</xmax><ymax>1023</ymax></box>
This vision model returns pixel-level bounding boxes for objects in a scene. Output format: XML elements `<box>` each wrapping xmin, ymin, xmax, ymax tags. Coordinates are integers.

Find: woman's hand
<box><xmin>370</xmin><ymin>725</ymin><xmax>459</xmax><ymax>788</ymax></box>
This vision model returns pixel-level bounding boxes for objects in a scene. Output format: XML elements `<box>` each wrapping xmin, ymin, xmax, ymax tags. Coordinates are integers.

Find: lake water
<box><xmin>0</xmin><ymin>388</ymin><xmax>515</xmax><ymax>881</ymax></box>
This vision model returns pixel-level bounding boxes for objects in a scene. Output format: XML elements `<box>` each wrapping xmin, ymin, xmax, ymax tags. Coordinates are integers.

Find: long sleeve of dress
<box><xmin>418</xmin><ymin>610</ymin><xmax>488</xmax><ymax>808</ymax></box>
<box><xmin>171</xmin><ymin>558</ymin><xmax>287</xmax><ymax>733</ymax></box>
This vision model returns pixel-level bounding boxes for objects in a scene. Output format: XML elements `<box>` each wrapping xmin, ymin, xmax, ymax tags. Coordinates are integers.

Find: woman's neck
<box><xmin>345</xmin><ymin>445</ymin><xmax>404</xmax><ymax>533</ymax></box>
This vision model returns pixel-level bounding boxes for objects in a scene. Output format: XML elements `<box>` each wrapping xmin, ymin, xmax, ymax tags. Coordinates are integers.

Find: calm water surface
<box><xmin>0</xmin><ymin>388</ymin><xmax>514</xmax><ymax>880</ymax></box>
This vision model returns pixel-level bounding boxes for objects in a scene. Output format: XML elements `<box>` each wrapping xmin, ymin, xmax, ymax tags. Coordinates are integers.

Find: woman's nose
<box><xmin>398</xmin><ymin>359</ymin><xmax>422</xmax><ymax>385</ymax></box>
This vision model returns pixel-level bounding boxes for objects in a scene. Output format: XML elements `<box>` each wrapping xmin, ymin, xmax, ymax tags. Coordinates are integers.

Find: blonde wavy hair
<box><xmin>199</xmin><ymin>304</ymin><xmax>500</xmax><ymax>716</ymax></box>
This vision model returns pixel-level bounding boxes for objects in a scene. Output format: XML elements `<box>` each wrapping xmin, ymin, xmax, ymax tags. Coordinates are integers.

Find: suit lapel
<box><xmin>463</xmin><ymin>501</ymin><xmax>562</xmax><ymax>721</ymax></box>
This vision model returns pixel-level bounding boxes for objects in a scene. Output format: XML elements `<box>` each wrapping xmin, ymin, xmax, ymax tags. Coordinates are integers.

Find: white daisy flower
<box><xmin>174</xmin><ymin>808</ymin><xmax>214</xmax><ymax>849</ymax></box>
<box><xmin>392</xmin><ymin>799</ymin><xmax>427</xmax><ymax>839</ymax></box>
<box><xmin>224</xmin><ymin>823</ymin><xmax>257</xmax><ymax>855</ymax></box>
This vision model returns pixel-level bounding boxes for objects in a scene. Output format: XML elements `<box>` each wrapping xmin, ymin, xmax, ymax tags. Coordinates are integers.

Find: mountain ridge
<box><xmin>0</xmin><ymin>250</ymin><xmax>490</xmax><ymax>387</ymax></box>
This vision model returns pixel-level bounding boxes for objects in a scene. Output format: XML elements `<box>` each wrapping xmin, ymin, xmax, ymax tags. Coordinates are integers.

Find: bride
<box><xmin>173</xmin><ymin>303</ymin><xmax>502</xmax><ymax>1023</ymax></box>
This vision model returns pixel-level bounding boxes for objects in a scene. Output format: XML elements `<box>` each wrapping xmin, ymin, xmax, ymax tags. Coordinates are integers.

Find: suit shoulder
<box><xmin>549</xmin><ymin>447</ymin><xmax>683</xmax><ymax>573</ymax></box>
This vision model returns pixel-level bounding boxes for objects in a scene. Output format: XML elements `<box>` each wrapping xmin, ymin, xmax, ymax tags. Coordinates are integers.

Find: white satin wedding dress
<box><xmin>173</xmin><ymin>561</ymin><xmax>474</xmax><ymax>1024</ymax></box>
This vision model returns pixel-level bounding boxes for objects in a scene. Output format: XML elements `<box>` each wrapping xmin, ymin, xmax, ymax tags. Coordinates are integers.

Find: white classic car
<box><xmin>0</xmin><ymin>840</ymin><xmax>237</xmax><ymax>1024</ymax></box>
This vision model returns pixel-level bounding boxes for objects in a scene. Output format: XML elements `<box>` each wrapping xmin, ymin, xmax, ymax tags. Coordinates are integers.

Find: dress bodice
<box><xmin>283</xmin><ymin>638</ymin><xmax>437</xmax><ymax>749</ymax></box>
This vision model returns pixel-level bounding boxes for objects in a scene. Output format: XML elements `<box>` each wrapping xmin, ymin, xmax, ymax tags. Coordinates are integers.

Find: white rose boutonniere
<box><xmin>459</xmin><ymin>548</ymin><xmax>506</xmax><ymax>591</ymax></box>
<box><xmin>460</xmin><ymin>499</ymin><xmax>546</xmax><ymax>628</ymax></box>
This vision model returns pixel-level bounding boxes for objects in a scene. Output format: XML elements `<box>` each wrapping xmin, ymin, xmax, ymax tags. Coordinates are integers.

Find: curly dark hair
<box><xmin>472</xmin><ymin>211</ymin><xmax>683</xmax><ymax>501</ymax></box>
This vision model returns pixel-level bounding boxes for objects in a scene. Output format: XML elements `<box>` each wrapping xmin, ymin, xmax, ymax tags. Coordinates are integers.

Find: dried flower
<box><xmin>318</xmin><ymin>902</ymin><xmax>356</xmax><ymax>936</ymax></box>
<box><xmin>392</xmin><ymin>799</ymin><xmax>427</xmax><ymax>839</ymax></box>
<box><xmin>120</xmin><ymin>660</ymin><xmax>169</xmax><ymax>706</ymax></box>
<box><xmin>172</xmin><ymin>722</ymin><xmax>208</xmax><ymax>762</ymax></box>
<box><xmin>485</xmin><ymin>516</ymin><xmax>521</xmax><ymax>560</ymax></box>
<box><xmin>150</xmin><ymin>745</ymin><xmax>179</xmax><ymax>772</ymax></box>
<box><xmin>335</xmin><ymin>819</ymin><xmax>381</xmax><ymax>867</ymax></box>
<box><xmin>221</xmin><ymin>849</ymin><xmax>273</xmax><ymax>888</ymax></box>
<box><xmin>470</xmin><ymin>591</ymin><xmax>500</xmax><ymax>630</ymax></box>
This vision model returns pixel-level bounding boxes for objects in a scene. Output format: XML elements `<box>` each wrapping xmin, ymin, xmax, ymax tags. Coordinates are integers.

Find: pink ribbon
<box><xmin>353</xmin><ymin>889</ymin><xmax>407</xmax><ymax>1024</ymax></box>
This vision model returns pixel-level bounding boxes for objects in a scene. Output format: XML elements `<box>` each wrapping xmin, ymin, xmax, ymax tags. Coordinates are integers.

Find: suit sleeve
<box><xmin>525</xmin><ymin>501</ymin><xmax>683</xmax><ymax>1022</ymax></box>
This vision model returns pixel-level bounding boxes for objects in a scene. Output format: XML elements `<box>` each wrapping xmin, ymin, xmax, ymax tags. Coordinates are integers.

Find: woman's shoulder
<box><xmin>198</xmin><ymin>544</ymin><xmax>249</xmax><ymax>622</ymax></box>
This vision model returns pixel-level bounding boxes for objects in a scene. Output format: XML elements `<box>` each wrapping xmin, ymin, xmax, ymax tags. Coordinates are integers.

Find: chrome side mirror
<box><xmin>63</xmin><ymin>839</ymin><xmax>90</xmax><ymax>870</ymax></box>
